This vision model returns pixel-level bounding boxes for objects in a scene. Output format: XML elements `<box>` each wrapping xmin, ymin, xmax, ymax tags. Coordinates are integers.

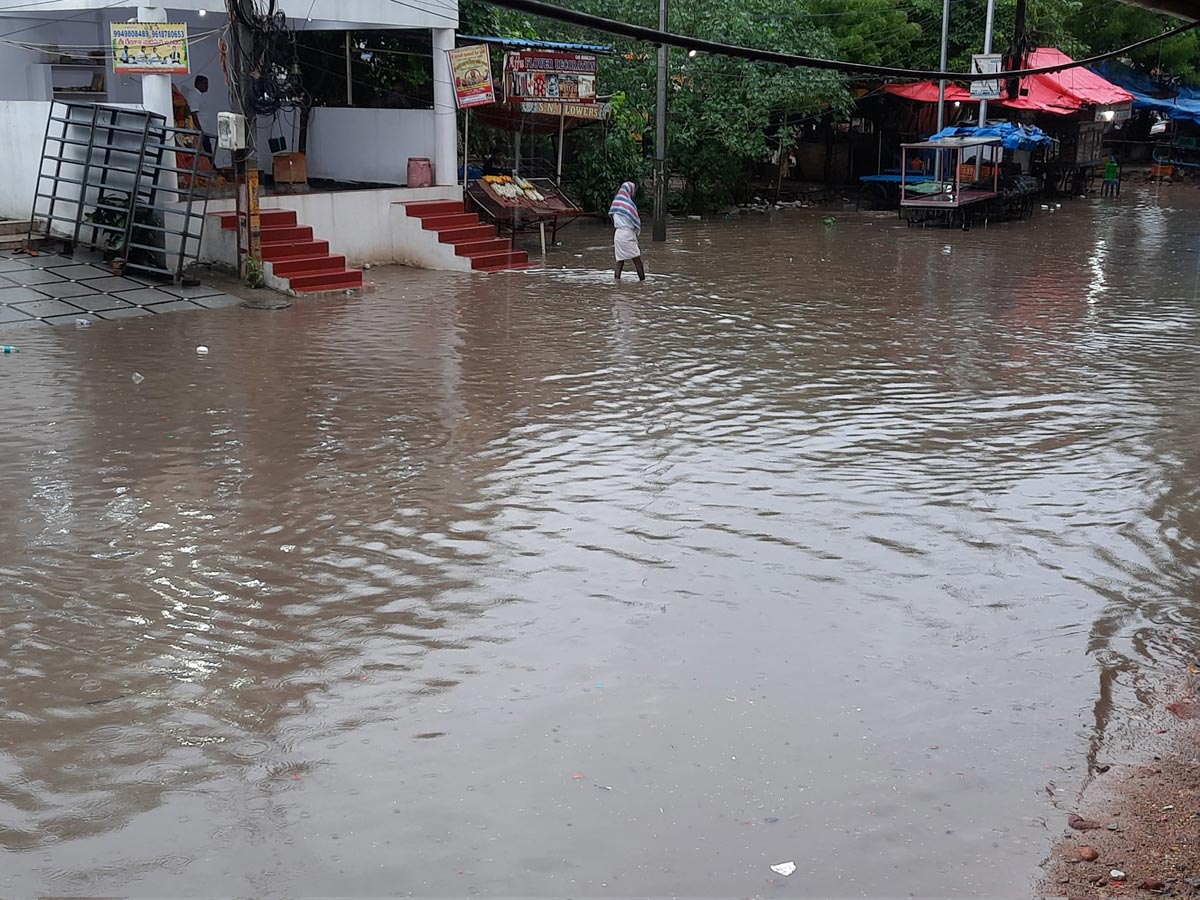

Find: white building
<box><xmin>0</xmin><ymin>0</ymin><xmax>479</xmax><ymax>277</ymax></box>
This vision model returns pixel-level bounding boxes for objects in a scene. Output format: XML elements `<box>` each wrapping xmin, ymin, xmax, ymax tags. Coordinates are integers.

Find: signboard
<box><xmin>447</xmin><ymin>44</ymin><xmax>495</xmax><ymax>109</ymax></box>
<box><xmin>110</xmin><ymin>22</ymin><xmax>189</xmax><ymax>75</ymax></box>
<box><xmin>969</xmin><ymin>53</ymin><xmax>1003</xmax><ymax>100</ymax></box>
<box><xmin>520</xmin><ymin>100</ymin><xmax>610</xmax><ymax>121</ymax></box>
<box><xmin>505</xmin><ymin>51</ymin><xmax>597</xmax><ymax>102</ymax></box>
<box><xmin>1094</xmin><ymin>103</ymin><xmax>1132</xmax><ymax>124</ymax></box>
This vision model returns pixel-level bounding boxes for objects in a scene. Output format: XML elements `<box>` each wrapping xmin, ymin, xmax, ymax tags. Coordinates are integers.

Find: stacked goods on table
<box><xmin>481</xmin><ymin>174</ymin><xmax>545</xmax><ymax>202</ymax></box>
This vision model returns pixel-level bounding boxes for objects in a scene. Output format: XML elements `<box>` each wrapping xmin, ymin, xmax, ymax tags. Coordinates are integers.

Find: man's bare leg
<box><xmin>633</xmin><ymin>256</ymin><xmax>645</xmax><ymax>281</ymax></box>
<box><xmin>615</xmin><ymin>260</ymin><xmax>625</xmax><ymax>281</ymax></box>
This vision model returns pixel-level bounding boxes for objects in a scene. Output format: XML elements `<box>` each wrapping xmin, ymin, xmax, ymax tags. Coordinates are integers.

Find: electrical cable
<box><xmin>0</xmin><ymin>0</ymin><xmax>126</xmax><ymax>40</ymax></box>
<box><xmin>478</xmin><ymin>0</ymin><xmax>1200</xmax><ymax>81</ymax></box>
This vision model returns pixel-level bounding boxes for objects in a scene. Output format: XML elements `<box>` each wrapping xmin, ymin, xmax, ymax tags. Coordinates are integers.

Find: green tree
<box><xmin>1065</xmin><ymin>3</ymin><xmax>1200</xmax><ymax>83</ymax></box>
<box><xmin>903</xmin><ymin>0</ymin><xmax>1085</xmax><ymax>71</ymax></box>
<box><xmin>546</xmin><ymin>0</ymin><xmax>850</xmax><ymax>212</ymax></box>
<box><xmin>813</xmin><ymin>0</ymin><xmax>924</xmax><ymax>67</ymax></box>
<box><xmin>567</xmin><ymin>92</ymin><xmax>649</xmax><ymax>212</ymax></box>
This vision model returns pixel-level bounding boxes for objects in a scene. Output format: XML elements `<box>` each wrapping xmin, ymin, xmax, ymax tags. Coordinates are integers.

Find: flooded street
<box><xmin>3</xmin><ymin>189</ymin><xmax>1200</xmax><ymax>897</ymax></box>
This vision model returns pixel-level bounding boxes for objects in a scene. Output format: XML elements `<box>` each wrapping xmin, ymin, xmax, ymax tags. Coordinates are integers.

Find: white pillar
<box><xmin>137</xmin><ymin>7</ymin><xmax>172</xmax><ymax>124</ymax></box>
<box><xmin>431</xmin><ymin>27</ymin><xmax>457</xmax><ymax>187</ymax></box>
<box><xmin>138</xmin><ymin>6</ymin><xmax>176</xmax><ymax>196</ymax></box>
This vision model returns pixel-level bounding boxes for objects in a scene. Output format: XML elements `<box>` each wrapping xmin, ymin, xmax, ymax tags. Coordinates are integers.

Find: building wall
<box><xmin>0</xmin><ymin>17</ymin><xmax>105</xmax><ymax>102</ymax></box>
<box><xmin>1</xmin><ymin>0</ymin><xmax>456</xmax><ymax>29</ymax></box>
<box><xmin>0</xmin><ymin>102</ymin><xmax>54</xmax><ymax>220</ymax></box>
<box><xmin>305</xmin><ymin>108</ymin><xmax>438</xmax><ymax>185</ymax></box>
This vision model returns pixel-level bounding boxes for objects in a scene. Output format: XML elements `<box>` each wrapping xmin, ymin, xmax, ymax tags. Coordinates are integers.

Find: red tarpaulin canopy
<box><xmin>883</xmin><ymin>81</ymin><xmax>974</xmax><ymax>103</ymax></box>
<box><xmin>1000</xmin><ymin>48</ymin><xmax>1133</xmax><ymax>114</ymax></box>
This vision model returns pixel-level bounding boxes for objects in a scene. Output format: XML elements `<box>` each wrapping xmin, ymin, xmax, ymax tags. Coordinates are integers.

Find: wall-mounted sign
<box><xmin>969</xmin><ymin>53</ymin><xmax>1003</xmax><ymax>100</ymax></box>
<box><xmin>110</xmin><ymin>22</ymin><xmax>189</xmax><ymax>75</ymax></box>
<box><xmin>1094</xmin><ymin>103</ymin><xmax>1132</xmax><ymax>124</ymax></box>
<box><xmin>520</xmin><ymin>100</ymin><xmax>610</xmax><ymax>120</ymax></box>
<box><xmin>505</xmin><ymin>51</ymin><xmax>597</xmax><ymax>102</ymax></box>
<box><xmin>448</xmin><ymin>44</ymin><xmax>495</xmax><ymax>108</ymax></box>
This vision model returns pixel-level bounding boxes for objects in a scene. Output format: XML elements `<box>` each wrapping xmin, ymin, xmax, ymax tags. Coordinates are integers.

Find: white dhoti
<box><xmin>614</xmin><ymin>226</ymin><xmax>641</xmax><ymax>261</ymax></box>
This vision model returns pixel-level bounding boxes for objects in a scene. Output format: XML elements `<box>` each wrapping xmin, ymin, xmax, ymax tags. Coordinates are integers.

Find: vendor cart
<box><xmin>467</xmin><ymin>175</ymin><xmax>584</xmax><ymax>247</ymax></box>
<box><xmin>901</xmin><ymin>135</ymin><xmax>1002</xmax><ymax>228</ymax></box>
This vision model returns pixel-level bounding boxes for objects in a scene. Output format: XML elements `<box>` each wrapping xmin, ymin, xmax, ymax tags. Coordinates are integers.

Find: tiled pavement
<box><xmin>0</xmin><ymin>250</ymin><xmax>241</xmax><ymax>330</ymax></box>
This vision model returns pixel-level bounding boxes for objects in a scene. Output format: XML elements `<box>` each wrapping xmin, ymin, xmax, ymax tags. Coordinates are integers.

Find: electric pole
<box><xmin>652</xmin><ymin>0</ymin><xmax>667</xmax><ymax>242</ymax></box>
<box><xmin>226</xmin><ymin>0</ymin><xmax>261</xmax><ymax>278</ymax></box>
<box><xmin>1006</xmin><ymin>0</ymin><xmax>1028</xmax><ymax>103</ymax></box>
<box><xmin>935</xmin><ymin>0</ymin><xmax>949</xmax><ymax>134</ymax></box>
<box><xmin>978</xmin><ymin>0</ymin><xmax>997</xmax><ymax>126</ymax></box>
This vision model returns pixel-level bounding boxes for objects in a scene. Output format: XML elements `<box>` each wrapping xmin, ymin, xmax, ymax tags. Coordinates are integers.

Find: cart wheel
<box><xmin>858</xmin><ymin>182</ymin><xmax>887</xmax><ymax>211</ymax></box>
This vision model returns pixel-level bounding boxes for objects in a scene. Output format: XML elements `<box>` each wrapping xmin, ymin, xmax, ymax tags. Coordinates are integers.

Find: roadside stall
<box><xmin>901</xmin><ymin>135</ymin><xmax>1003</xmax><ymax>227</ymax></box>
<box><xmin>467</xmin><ymin>172</ymin><xmax>583</xmax><ymax>247</ymax></box>
<box><xmin>998</xmin><ymin>49</ymin><xmax>1133</xmax><ymax>196</ymax></box>
<box><xmin>456</xmin><ymin>38</ymin><xmax>605</xmax><ymax>249</ymax></box>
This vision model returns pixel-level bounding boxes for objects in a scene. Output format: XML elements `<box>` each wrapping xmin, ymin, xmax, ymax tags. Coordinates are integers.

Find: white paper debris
<box><xmin>770</xmin><ymin>862</ymin><xmax>796</xmax><ymax>877</ymax></box>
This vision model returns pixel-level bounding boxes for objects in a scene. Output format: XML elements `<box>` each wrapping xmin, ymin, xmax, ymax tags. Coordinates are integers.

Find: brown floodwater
<box><xmin>2</xmin><ymin>188</ymin><xmax>1200</xmax><ymax>897</ymax></box>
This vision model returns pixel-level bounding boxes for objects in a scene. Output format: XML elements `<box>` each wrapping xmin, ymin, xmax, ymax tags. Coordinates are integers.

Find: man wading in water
<box><xmin>609</xmin><ymin>181</ymin><xmax>645</xmax><ymax>282</ymax></box>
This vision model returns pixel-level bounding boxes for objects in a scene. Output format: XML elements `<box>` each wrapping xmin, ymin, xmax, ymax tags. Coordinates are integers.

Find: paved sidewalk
<box><xmin>0</xmin><ymin>249</ymin><xmax>240</xmax><ymax>330</ymax></box>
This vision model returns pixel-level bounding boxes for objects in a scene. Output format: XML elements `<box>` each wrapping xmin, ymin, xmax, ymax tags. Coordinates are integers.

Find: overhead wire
<box><xmin>0</xmin><ymin>0</ymin><xmax>127</xmax><ymax>40</ymax></box>
<box><xmin>478</xmin><ymin>0</ymin><xmax>1200</xmax><ymax>81</ymax></box>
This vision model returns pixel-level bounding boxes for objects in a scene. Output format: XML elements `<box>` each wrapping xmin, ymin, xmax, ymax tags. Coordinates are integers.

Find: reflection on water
<box><xmin>2</xmin><ymin>189</ymin><xmax>1200</xmax><ymax>896</ymax></box>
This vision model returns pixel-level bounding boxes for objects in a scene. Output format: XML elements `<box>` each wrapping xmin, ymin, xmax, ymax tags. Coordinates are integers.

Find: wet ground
<box><xmin>2</xmin><ymin>187</ymin><xmax>1200</xmax><ymax>897</ymax></box>
<box><xmin>0</xmin><ymin>249</ymin><xmax>242</xmax><ymax>328</ymax></box>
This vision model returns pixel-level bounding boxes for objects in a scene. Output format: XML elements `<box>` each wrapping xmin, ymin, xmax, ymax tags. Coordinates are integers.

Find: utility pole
<box><xmin>1006</xmin><ymin>0</ymin><xmax>1028</xmax><ymax>104</ymax></box>
<box><xmin>978</xmin><ymin>0</ymin><xmax>997</xmax><ymax>126</ymax></box>
<box><xmin>935</xmin><ymin>0</ymin><xmax>949</xmax><ymax>134</ymax></box>
<box><xmin>652</xmin><ymin>0</ymin><xmax>667</xmax><ymax>242</ymax></box>
<box><xmin>226</xmin><ymin>0</ymin><xmax>261</xmax><ymax>278</ymax></box>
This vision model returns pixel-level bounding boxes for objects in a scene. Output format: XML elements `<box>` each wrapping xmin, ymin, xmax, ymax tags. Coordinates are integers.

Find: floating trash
<box><xmin>196</xmin><ymin>345</ymin><xmax>209</xmax><ymax>355</ymax></box>
<box><xmin>770</xmin><ymin>861</ymin><xmax>797</xmax><ymax>877</ymax></box>
<box><xmin>131</xmin><ymin>372</ymin><xmax>144</xmax><ymax>384</ymax></box>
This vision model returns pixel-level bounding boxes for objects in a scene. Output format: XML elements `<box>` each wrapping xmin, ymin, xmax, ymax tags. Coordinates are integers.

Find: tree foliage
<box><xmin>548</xmin><ymin>0</ymin><xmax>850</xmax><ymax>211</ymax></box>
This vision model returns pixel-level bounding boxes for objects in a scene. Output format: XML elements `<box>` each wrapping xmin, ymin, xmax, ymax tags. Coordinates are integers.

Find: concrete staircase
<box><xmin>215</xmin><ymin>209</ymin><xmax>363</xmax><ymax>294</ymax></box>
<box><xmin>401</xmin><ymin>200</ymin><xmax>529</xmax><ymax>272</ymax></box>
<box><xmin>0</xmin><ymin>219</ymin><xmax>31</xmax><ymax>251</ymax></box>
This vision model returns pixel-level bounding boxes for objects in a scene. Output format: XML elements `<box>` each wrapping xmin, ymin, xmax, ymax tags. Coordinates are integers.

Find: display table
<box><xmin>468</xmin><ymin>177</ymin><xmax>583</xmax><ymax>243</ymax></box>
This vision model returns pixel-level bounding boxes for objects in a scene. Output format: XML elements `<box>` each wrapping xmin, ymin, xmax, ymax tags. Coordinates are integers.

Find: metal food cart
<box><xmin>900</xmin><ymin>135</ymin><xmax>1002</xmax><ymax>228</ymax></box>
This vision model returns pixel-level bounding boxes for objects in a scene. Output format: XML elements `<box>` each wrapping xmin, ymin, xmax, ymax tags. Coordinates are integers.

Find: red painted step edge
<box><xmin>269</xmin><ymin>254</ymin><xmax>347</xmax><ymax>277</ymax></box>
<box><xmin>262</xmin><ymin>240</ymin><xmax>330</xmax><ymax>260</ymax></box>
<box><xmin>420</xmin><ymin>213</ymin><xmax>480</xmax><ymax>231</ymax></box>
<box><xmin>289</xmin><ymin>271</ymin><xmax>363</xmax><ymax>291</ymax></box>
<box><xmin>438</xmin><ymin>224</ymin><xmax>496</xmax><ymax>243</ymax></box>
<box><xmin>405</xmin><ymin>200</ymin><xmax>465</xmax><ymax>218</ymax></box>
<box><xmin>260</xmin><ymin>224</ymin><xmax>314</xmax><ymax>243</ymax></box>
<box><xmin>469</xmin><ymin>251</ymin><xmax>529</xmax><ymax>270</ymax></box>
<box><xmin>454</xmin><ymin>238</ymin><xmax>510</xmax><ymax>257</ymax></box>
<box><xmin>215</xmin><ymin>209</ymin><xmax>297</xmax><ymax>229</ymax></box>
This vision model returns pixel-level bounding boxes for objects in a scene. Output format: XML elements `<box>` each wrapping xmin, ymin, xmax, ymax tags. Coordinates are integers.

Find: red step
<box><xmin>476</xmin><ymin>262</ymin><xmax>534</xmax><ymax>273</ymax></box>
<box><xmin>421</xmin><ymin>213</ymin><xmax>479</xmax><ymax>231</ymax></box>
<box><xmin>215</xmin><ymin>209</ymin><xmax>297</xmax><ymax>230</ymax></box>
<box><xmin>468</xmin><ymin>250</ymin><xmax>528</xmax><ymax>270</ymax></box>
<box><xmin>269</xmin><ymin>254</ymin><xmax>346</xmax><ymax>277</ymax></box>
<box><xmin>438</xmin><ymin>224</ymin><xmax>496</xmax><ymax>243</ymax></box>
<box><xmin>405</xmin><ymin>200</ymin><xmax>465</xmax><ymax>218</ymax></box>
<box><xmin>260</xmin><ymin>224</ymin><xmax>313</xmax><ymax>243</ymax></box>
<box><xmin>454</xmin><ymin>238</ymin><xmax>510</xmax><ymax>257</ymax></box>
<box><xmin>289</xmin><ymin>270</ymin><xmax>363</xmax><ymax>292</ymax></box>
<box><xmin>262</xmin><ymin>239</ymin><xmax>329</xmax><ymax>260</ymax></box>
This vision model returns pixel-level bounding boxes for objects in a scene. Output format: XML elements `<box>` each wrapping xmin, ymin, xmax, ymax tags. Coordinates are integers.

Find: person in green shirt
<box><xmin>1102</xmin><ymin>154</ymin><xmax>1121</xmax><ymax>198</ymax></box>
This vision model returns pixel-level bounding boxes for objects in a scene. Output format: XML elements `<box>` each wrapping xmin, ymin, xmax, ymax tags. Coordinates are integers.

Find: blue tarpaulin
<box><xmin>928</xmin><ymin>123</ymin><xmax>1055</xmax><ymax>151</ymax></box>
<box><xmin>1090</xmin><ymin>60</ymin><xmax>1200</xmax><ymax>125</ymax></box>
